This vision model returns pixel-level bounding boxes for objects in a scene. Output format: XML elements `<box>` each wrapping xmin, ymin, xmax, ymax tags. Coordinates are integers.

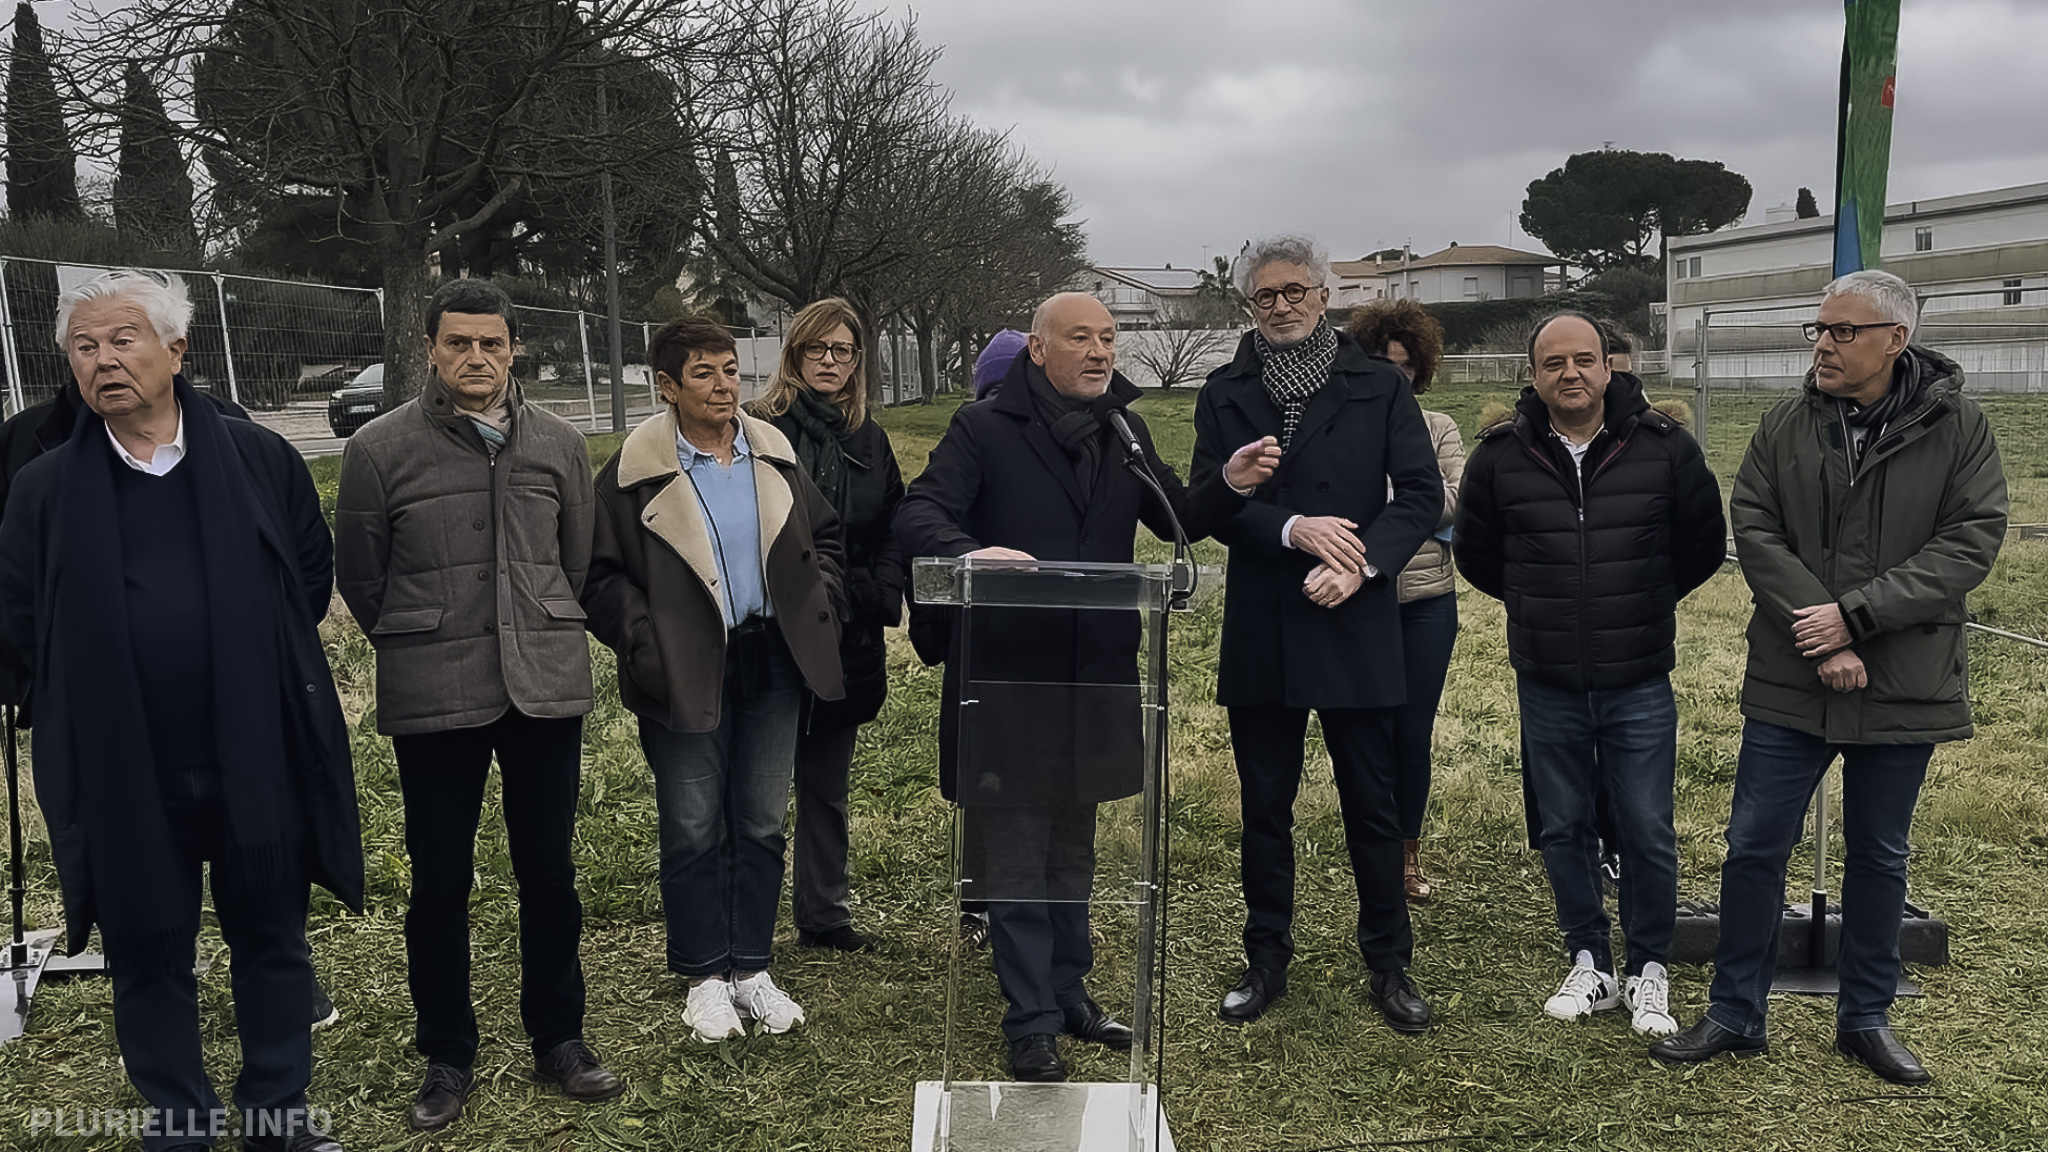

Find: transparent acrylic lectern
<box><xmin>909</xmin><ymin>556</ymin><xmax>1197</xmax><ymax>1152</ymax></box>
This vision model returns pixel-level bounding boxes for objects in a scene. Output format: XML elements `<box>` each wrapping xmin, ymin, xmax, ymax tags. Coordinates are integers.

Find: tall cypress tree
<box><xmin>4</xmin><ymin>2</ymin><xmax>83</xmax><ymax>220</ymax></box>
<box><xmin>114</xmin><ymin>63</ymin><xmax>198</xmax><ymax>254</ymax></box>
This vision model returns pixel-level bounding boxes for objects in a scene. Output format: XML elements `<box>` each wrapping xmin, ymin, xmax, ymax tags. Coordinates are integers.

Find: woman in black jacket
<box><xmin>747</xmin><ymin>298</ymin><xmax>906</xmax><ymax>952</ymax></box>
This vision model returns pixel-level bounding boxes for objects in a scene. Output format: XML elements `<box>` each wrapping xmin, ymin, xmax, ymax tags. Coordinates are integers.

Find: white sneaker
<box><xmin>1543</xmin><ymin>950</ymin><xmax>1620</xmax><ymax>1021</ymax></box>
<box><xmin>684</xmin><ymin>978</ymin><xmax>746</xmax><ymax>1044</ymax></box>
<box><xmin>1625</xmin><ymin>962</ymin><xmax>1679</xmax><ymax>1037</ymax></box>
<box><xmin>732</xmin><ymin>971</ymin><xmax>807</xmax><ymax>1035</ymax></box>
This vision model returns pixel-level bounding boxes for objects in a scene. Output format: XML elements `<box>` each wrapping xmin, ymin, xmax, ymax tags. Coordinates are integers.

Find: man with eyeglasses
<box><xmin>1190</xmin><ymin>235</ymin><xmax>1444</xmax><ymax>1034</ymax></box>
<box><xmin>1654</xmin><ymin>269</ymin><xmax>2007</xmax><ymax>1084</ymax></box>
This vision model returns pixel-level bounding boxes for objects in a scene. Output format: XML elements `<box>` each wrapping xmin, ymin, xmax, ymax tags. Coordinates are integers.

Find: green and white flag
<box><xmin>1834</xmin><ymin>0</ymin><xmax>1901</xmax><ymax>275</ymax></box>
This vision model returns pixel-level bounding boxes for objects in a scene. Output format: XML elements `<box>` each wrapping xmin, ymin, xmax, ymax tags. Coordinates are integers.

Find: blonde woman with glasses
<box><xmin>747</xmin><ymin>298</ymin><xmax>906</xmax><ymax>953</ymax></box>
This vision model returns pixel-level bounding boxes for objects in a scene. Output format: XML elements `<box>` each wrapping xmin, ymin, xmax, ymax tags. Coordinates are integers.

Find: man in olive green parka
<box><xmin>1652</xmin><ymin>270</ymin><xmax>2007</xmax><ymax>1085</ymax></box>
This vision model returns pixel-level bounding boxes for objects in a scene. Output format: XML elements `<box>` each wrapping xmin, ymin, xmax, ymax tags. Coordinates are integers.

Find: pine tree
<box><xmin>114</xmin><ymin>63</ymin><xmax>198</xmax><ymax>254</ymax></box>
<box><xmin>4</xmin><ymin>2</ymin><xmax>83</xmax><ymax>220</ymax></box>
<box><xmin>1795</xmin><ymin>186</ymin><xmax>1821</xmax><ymax>219</ymax></box>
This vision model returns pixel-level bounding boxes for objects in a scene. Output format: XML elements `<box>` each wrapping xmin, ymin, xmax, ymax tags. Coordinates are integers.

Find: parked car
<box><xmin>327</xmin><ymin>364</ymin><xmax>389</xmax><ymax>438</ymax></box>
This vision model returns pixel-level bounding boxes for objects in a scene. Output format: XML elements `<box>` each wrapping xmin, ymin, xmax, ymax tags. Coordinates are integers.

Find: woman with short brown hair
<box><xmin>582</xmin><ymin>315</ymin><xmax>847</xmax><ymax>1042</ymax></box>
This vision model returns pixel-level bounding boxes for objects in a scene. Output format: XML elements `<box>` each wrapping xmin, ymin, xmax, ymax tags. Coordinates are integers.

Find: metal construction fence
<box><xmin>1673</xmin><ymin>285</ymin><xmax>2048</xmax><ymax>450</ymax></box>
<box><xmin>0</xmin><ymin>256</ymin><xmax>965</xmax><ymax>452</ymax></box>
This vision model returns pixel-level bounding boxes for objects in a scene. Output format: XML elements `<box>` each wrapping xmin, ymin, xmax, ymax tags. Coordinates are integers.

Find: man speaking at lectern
<box><xmin>896</xmin><ymin>291</ymin><xmax>1279</xmax><ymax>1083</ymax></box>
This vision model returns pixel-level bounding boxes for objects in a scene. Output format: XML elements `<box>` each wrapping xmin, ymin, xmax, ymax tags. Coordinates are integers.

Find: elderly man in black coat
<box><xmin>1190</xmin><ymin>235</ymin><xmax>1445</xmax><ymax>1034</ymax></box>
<box><xmin>896</xmin><ymin>291</ymin><xmax>1279</xmax><ymax>1083</ymax></box>
<box><xmin>0</xmin><ymin>270</ymin><xmax>360</xmax><ymax>1152</ymax></box>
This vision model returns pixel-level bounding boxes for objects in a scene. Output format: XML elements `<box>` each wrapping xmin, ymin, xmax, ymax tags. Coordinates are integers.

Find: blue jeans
<box><xmin>1517</xmin><ymin>674</ymin><xmax>1678</xmax><ymax>975</ymax></box>
<box><xmin>1395</xmin><ymin>592</ymin><xmax>1459</xmax><ymax>839</ymax></box>
<box><xmin>638</xmin><ymin>634</ymin><xmax>802</xmax><ymax>978</ymax></box>
<box><xmin>1706</xmin><ymin>720</ymin><xmax>1931</xmax><ymax>1037</ymax></box>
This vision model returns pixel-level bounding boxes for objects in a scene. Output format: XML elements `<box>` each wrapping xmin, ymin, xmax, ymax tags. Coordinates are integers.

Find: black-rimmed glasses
<box><xmin>1251</xmin><ymin>283</ymin><xmax>1318</xmax><ymax>311</ymax></box>
<box><xmin>800</xmin><ymin>341</ymin><xmax>859</xmax><ymax>362</ymax></box>
<box><xmin>1801</xmin><ymin>321</ymin><xmax>1903</xmax><ymax>344</ymax></box>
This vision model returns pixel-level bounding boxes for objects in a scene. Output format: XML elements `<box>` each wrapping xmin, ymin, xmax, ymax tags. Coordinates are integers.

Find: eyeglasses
<box><xmin>800</xmin><ymin>341</ymin><xmax>859</xmax><ymax>363</ymax></box>
<box><xmin>1801</xmin><ymin>321</ymin><xmax>1903</xmax><ymax>344</ymax></box>
<box><xmin>1251</xmin><ymin>283</ymin><xmax>1319</xmax><ymax>311</ymax></box>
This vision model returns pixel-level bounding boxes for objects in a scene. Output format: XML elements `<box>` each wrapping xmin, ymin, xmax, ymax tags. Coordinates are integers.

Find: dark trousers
<box><xmin>791</xmin><ymin>720</ymin><xmax>860</xmax><ymax>934</ymax></box>
<box><xmin>1517</xmin><ymin>674</ymin><xmax>1678</xmax><ymax>975</ymax></box>
<box><xmin>1394</xmin><ymin>592</ymin><xmax>1459</xmax><ymax>839</ymax></box>
<box><xmin>963</xmin><ymin>805</ymin><xmax>1097</xmax><ymax>1041</ymax></box>
<box><xmin>1229</xmin><ymin>706</ymin><xmax>1411</xmax><ymax>974</ymax></box>
<box><xmin>109</xmin><ymin>766</ymin><xmax>313</xmax><ymax>1152</ymax></box>
<box><xmin>1707</xmin><ymin>720</ymin><xmax>1932</xmax><ymax>1037</ymax></box>
<box><xmin>393</xmin><ymin>710</ymin><xmax>587</xmax><ymax>1067</ymax></box>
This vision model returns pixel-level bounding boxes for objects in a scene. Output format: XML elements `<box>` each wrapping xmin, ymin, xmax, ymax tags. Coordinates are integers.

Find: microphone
<box><xmin>1105</xmin><ymin>409</ymin><xmax>1145</xmax><ymax>463</ymax></box>
<box><xmin>1104</xmin><ymin>407</ymin><xmax>1196</xmax><ymax>610</ymax></box>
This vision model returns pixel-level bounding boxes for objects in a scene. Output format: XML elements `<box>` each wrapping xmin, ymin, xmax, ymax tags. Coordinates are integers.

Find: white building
<box><xmin>1375</xmin><ymin>243</ymin><xmax>1569</xmax><ymax>304</ymax></box>
<box><xmin>1668</xmin><ymin>180</ymin><xmax>2048</xmax><ymax>391</ymax></box>
<box><xmin>1080</xmin><ymin>266</ymin><xmax>1204</xmax><ymax>326</ymax></box>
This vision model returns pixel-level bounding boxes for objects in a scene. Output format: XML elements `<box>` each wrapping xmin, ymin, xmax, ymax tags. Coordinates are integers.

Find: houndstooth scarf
<box><xmin>1254</xmin><ymin>316</ymin><xmax>1338</xmax><ymax>448</ymax></box>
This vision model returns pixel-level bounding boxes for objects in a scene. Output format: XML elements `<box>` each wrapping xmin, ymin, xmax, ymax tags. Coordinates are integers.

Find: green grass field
<box><xmin>5</xmin><ymin>380</ymin><xmax>2047</xmax><ymax>1151</ymax></box>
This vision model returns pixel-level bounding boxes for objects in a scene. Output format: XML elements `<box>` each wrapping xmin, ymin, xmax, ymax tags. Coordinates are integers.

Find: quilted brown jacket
<box><xmin>334</xmin><ymin>373</ymin><xmax>596</xmax><ymax>735</ymax></box>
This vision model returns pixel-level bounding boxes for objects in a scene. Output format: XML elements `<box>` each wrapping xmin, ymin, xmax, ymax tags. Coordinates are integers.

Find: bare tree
<box><xmin>1122</xmin><ymin>301</ymin><xmax>1237</xmax><ymax>389</ymax></box>
<box><xmin>692</xmin><ymin>0</ymin><xmax>945</xmax><ymax>319</ymax></box>
<box><xmin>59</xmin><ymin>0</ymin><xmax>712</xmax><ymax>406</ymax></box>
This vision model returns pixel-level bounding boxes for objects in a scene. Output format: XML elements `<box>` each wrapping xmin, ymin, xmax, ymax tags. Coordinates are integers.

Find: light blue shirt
<box><xmin>678</xmin><ymin>421</ymin><xmax>771</xmax><ymax>628</ymax></box>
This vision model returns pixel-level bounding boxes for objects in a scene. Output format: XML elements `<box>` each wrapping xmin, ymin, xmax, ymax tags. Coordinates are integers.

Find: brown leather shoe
<box><xmin>1403</xmin><ymin>839</ymin><xmax>1433</xmax><ymax>903</ymax></box>
<box><xmin>535</xmin><ymin>1038</ymin><xmax>626</xmax><ymax>1102</ymax></box>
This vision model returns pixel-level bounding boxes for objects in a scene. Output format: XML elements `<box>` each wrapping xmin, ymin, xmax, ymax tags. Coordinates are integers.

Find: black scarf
<box><xmin>55</xmin><ymin>378</ymin><xmax>297</xmax><ymax>970</ymax></box>
<box><xmin>784</xmin><ymin>388</ymin><xmax>854</xmax><ymax>520</ymax></box>
<box><xmin>1254</xmin><ymin>316</ymin><xmax>1339</xmax><ymax>448</ymax></box>
<box><xmin>1024</xmin><ymin>360</ymin><xmax>1112</xmax><ymax>499</ymax></box>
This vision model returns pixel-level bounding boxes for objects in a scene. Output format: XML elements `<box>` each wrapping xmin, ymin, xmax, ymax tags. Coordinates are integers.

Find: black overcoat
<box><xmin>760</xmin><ymin>410</ymin><xmax>906</xmax><ymax>729</ymax></box>
<box><xmin>0</xmin><ymin>390</ymin><xmax>363</xmax><ymax>954</ymax></box>
<box><xmin>0</xmin><ymin>384</ymin><xmax>247</xmax><ymax>708</ymax></box>
<box><xmin>894</xmin><ymin>360</ymin><xmax>1241</xmax><ymax>807</ymax></box>
<box><xmin>1190</xmin><ymin>331</ymin><xmax>1443</xmax><ymax>710</ymax></box>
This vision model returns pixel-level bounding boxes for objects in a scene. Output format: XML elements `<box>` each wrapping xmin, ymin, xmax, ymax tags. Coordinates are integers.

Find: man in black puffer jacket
<box><xmin>1455</xmin><ymin>312</ymin><xmax>1725</xmax><ymax>1040</ymax></box>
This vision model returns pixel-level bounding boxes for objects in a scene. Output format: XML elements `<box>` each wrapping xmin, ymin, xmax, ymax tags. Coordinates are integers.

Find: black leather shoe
<box><xmin>1062</xmin><ymin>999</ymin><xmax>1133</xmax><ymax>1051</ymax></box>
<box><xmin>310</xmin><ymin>979</ymin><xmax>340</xmax><ymax>1032</ymax></box>
<box><xmin>1649</xmin><ymin>1017</ymin><xmax>1769</xmax><ymax>1064</ymax></box>
<box><xmin>1218</xmin><ymin>967</ymin><xmax>1285</xmax><ymax>1025</ymax></box>
<box><xmin>243</xmin><ymin>1128</ymin><xmax>346</xmax><ymax>1152</ymax></box>
<box><xmin>1836</xmin><ymin>1026</ymin><xmax>1931</xmax><ymax>1085</ymax></box>
<box><xmin>408</xmin><ymin>1061</ymin><xmax>474</xmax><ymax>1131</ymax></box>
<box><xmin>535</xmin><ymin>1038</ymin><xmax>627</xmax><ymax>1101</ymax></box>
<box><xmin>1369</xmin><ymin>969</ymin><xmax>1432</xmax><ymax>1034</ymax></box>
<box><xmin>797</xmin><ymin>924</ymin><xmax>874</xmax><ymax>952</ymax></box>
<box><xmin>1008</xmin><ymin>1033</ymin><xmax>1067</xmax><ymax>1082</ymax></box>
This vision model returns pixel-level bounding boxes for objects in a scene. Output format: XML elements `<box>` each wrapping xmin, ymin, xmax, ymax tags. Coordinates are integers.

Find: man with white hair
<box><xmin>0</xmin><ymin>270</ymin><xmax>360</xmax><ymax>1152</ymax></box>
<box><xmin>1653</xmin><ymin>269</ymin><xmax>2008</xmax><ymax>1084</ymax></box>
<box><xmin>1190</xmin><ymin>236</ymin><xmax>1444</xmax><ymax>1033</ymax></box>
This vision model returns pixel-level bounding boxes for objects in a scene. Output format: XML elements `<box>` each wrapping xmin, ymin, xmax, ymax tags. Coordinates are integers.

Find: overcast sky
<box><xmin>868</xmin><ymin>0</ymin><xmax>2048</xmax><ymax>267</ymax></box>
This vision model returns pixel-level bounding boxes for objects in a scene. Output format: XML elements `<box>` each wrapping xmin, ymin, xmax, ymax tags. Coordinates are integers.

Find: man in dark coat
<box><xmin>0</xmin><ymin>269</ymin><xmax>359</xmax><ymax>1152</ymax></box>
<box><xmin>1190</xmin><ymin>235</ymin><xmax>1444</xmax><ymax>1034</ymax></box>
<box><xmin>0</xmin><ymin>378</ymin><xmax>247</xmax><ymax>711</ymax></box>
<box><xmin>1455</xmin><ymin>311</ymin><xmax>1725</xmax><ymax>1041</ymax></box>
<box><xmin>896</xmin><ymin>291</ymin><xmax>1279</xmax><ymax>1083</ymax></box>
<box><xmin>1653</xmin><ymin>271</ymin><xmax>2007</xmax><ymax>1084</ymax></box>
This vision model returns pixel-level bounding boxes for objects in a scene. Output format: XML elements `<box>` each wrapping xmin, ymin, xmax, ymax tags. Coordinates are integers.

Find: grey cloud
<box><xmin>884</xmin><ymin>0</ymin><xmax>2048</xmax><ymax>264</ymax></box>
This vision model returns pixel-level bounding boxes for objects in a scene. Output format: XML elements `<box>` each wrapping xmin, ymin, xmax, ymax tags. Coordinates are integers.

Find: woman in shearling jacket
<box><xmin>582</xmin><ymin>316</ymin><xmax>846</xmax><ymax>1046</ymax></box>
<box><xmin>1347</xmin><ymin>300</ymin><xmax>1464</xmax><ymax>903</ymax></box>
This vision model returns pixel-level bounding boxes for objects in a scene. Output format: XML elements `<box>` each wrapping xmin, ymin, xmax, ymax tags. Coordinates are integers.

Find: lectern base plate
<box><xmin>912</xmin><ymin>1081</ymin><xmax>1174</xmax><ymax>1152</ymax></box>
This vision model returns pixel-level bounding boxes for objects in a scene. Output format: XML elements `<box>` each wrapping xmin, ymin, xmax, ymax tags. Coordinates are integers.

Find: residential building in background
<box><xmin>1668</xmin><ymin>180</ymin><xmax>2048</xmax><ymax>390</ymax></box>
<box><xmin>1081</xmin><ymin>265</ymin><xmax>1204</xmax><ymax>326</ymax></box>
<box><xmin>1331</xmin><ymin>244</ymin><xmax>1571</xmax><ymax>306</ymax></box>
